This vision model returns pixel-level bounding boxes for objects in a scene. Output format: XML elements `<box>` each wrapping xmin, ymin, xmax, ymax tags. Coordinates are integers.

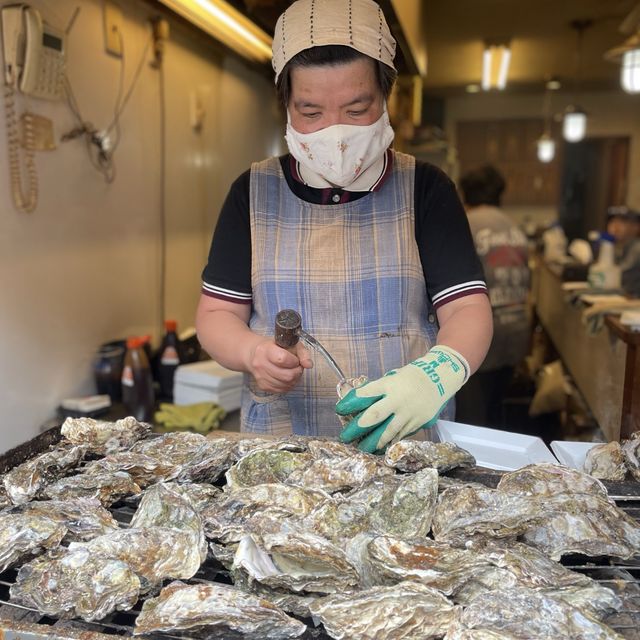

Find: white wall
<box><xmin>0</xmin><ymin>0</ymin><xmax>282</xmax><ymax>452</ymax></box>
<box><xmin>444</xmin><ymin>90</ymin><xmax>640</xmax><ymax>225</ymax></box>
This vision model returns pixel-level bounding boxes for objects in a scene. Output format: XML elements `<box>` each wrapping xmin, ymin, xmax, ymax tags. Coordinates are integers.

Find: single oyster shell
<box><xmin>6</xmin><ymin>497</ymin><xmax>119</xmax><ymax>542</ymax></box>
<box><xmin>225</xmin><ymin>449</ymin><xmax>313</xmax><ymax>489</ymax></box>
<box><xmin>454</xmin><ymin>586</ymin><xmax>623</xmax><ymax>639</ymax></box>
<box><xmin>432</xmin><ymin>485</ymin><xmax>546</xmax><ymax>546</ymax></box>
<box><xmin>521</xmin><ymin>491</ymin><xmax>640</xmax><ymax>560</ymax></box>
<box><xmin>286</xmin><ymin>450</ymin><xmax>394</xmax><ymax>493</ymax></box>
<box><xmin>83</xmin><ymin>451</ymin><xmax>179</xmax><ymax>488</ymax></box>
<box><xmin>385</xmin><ymin>440</ymin><xmax>475</xmax><ymax>473</ymax></box>
<box><xmin>11</xmin><ymin>546</ymin><xmax>140</xmax><ymax>621</ymax></box>
<box><xmin>0</xmin><ymin>512</ymin><xmax>66</xmax><ymax>572</ymax></box>
<box><xmin>305</xmin><ymin>468</ymin><xmax>439</xmax><ymax>542</ymax></box>
<box><xmin>43</xmin><ymin>470</ymin><xmax>141</xmax><ymax>506</ymax></box>
<box><xmin>170</xmin><ymin>481</ymin><xmax>221</xmax><ymax>510</ymax></box>
<box><xmin>230</xmin><ymin>435</ymin><xmax>310</xmax><ymax>460</ymax></box>
<box><xmin>61</xmin><ymin>416</ymin><xmax>151</xmax><ymax>453</ymax></box>
<box><xmin>130</xmin><ymin>483</ymin><xmax>207</xmax><ymax>563</ymax></box>
<box><xmin>309</xmin><ymin>581</ymin><xmax>460</xmax><ymax>640</ymax></box>
<box><xmin>438</xmin><ymin>475</ymin><xmax>487</xmax><ymax>493</ymax></box>
<box><xmin>133</xmin><ymin>580</ymin><xmax>307</xmax><ymax>639</ymax></box>
<box><xmin>70</xmin><ymin>527</ymin><xmax>203</xmax><ymax>590</ymax></box>
<box><xmin>584</xmin><ymin>442</ymin><xmax>627</xmax><ymax>481</ymax></box>
<box><xmin>621</xmin><ymin>433</ymin><xmax>640</xmax><ymax>481</ymax></box>
<box><xmin>202</xmin><ymin>483</ymin><xmax>327</xmax><ymax>543</ymax></box>
<box><xmin>544</xmin><ymin>584</ymin><xmax>623</xmax><ymax>620</ymax></box>
<box><xmin>3</xmin><ymin>444</ymin><xmax>88</xmax><ymax>505</ymax></box>
<box><xmin>445</xmin><ymin>629</ymin><xmax>518</xmax><ymax>640</ymax></box>
<box><xmin>358</xmin><ymin>535</ymin><xmax>489</xmax><ymax>593</ymax></box>
<box><xmin>209</xmin><ymin>540</ymin><xmax>237</xmax><ymax>569</ymax></box>
<box><xmin>496</xmin><ymin>463</ymin><xmax>608</xmax><ymax>498</ymax></box>
<box><xmin>234</xmin><ymin>530</ymin><xmax>360</xmax><ymax>594</ymax></box>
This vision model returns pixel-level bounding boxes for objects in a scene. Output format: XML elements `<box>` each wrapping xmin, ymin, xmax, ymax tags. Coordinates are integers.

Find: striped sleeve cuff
<box><xmin>201</xmin><ymin>282</ymin><xmax>252</xmax><ymax>304</ymax></box>
<box><xmin>432</xmin><ymin>280</ymin><xmax>488</xmax><ymax>309</ymax></box>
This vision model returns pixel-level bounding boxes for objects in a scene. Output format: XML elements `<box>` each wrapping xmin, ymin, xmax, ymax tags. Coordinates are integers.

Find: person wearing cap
<box><xmin>196</xmin><ymin>0</ymin><xmax>492</xmax><ymax>453</ymax></box>
<box><xmin>606</xmin><ymin>205</ymin><xmax>640</xmax><ymax>297</ymax></box>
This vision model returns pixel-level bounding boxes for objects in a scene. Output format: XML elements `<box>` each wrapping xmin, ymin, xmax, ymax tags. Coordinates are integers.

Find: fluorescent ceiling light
<box><xmin>621</xmin><ymin>47</ymin><xmax>640</xmax><ymax>93</ymax></box>
<box><xmin>158</xmin><ymin>0</ymin><xmax>273</xmax><ymax>62</ymax></box>
<box><xmin>482</xmin><ymin>41</ymin><xmax>511</xmax><ymax>91</ymax></box>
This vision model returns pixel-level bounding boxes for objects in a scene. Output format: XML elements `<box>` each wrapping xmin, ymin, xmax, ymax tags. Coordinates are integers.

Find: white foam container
<box><xmin>549</xmin><ymin>441</ymin><xmax>601</xmax><ymax>470</ymax></box>
<box><xmin>434</xmin><ymin>420</ymin><xmax>558</xmax><ymax>471</ymax></box>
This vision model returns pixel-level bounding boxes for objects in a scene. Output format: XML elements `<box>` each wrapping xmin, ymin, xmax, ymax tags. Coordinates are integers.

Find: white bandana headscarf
<box><xmin>272</xmin><ymin>0</ymin><xmax>397</xmax><ymax>82</ymax></box>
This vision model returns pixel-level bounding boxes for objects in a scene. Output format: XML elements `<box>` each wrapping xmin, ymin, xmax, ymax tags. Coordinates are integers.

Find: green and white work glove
<box><xmin>336</xmin><ymin>345</ymin><xmax>469</xmax><ymax>454</ymax></box>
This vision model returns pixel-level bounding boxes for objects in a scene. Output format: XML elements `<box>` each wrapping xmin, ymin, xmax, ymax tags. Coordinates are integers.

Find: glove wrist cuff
<box><xmin>426</xmin><ymin>345</ymin><xmax>470</xmax><ymax>384</ymax></box>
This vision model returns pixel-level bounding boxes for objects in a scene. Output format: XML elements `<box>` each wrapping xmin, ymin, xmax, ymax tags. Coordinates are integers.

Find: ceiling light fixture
<box><xmin>604</xmin><ymin>3</ymin><xmax>640</xmax><ymax>94</ymax></box>
<box><xmin>482</xmin><ymin>39</ymin><xmax>511</xmax><ymax>91</ymax></box>
<box><xmin>537</xmin><ymin>78</ymin><xmax>559</xmax><ymax>163</ymax></box>
<box><xmin>157</xmin><ymin>0</ymin><xmax>273</xmax><ymax>63</ymax></box>
<box><xmin>563</xmin><ymin>20</ymin><xmax>591</xmax><ymax>143</ymax></box>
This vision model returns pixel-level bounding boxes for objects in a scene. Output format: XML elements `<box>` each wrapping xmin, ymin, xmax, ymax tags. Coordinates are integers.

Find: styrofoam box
<box><xmin>435</xmin><ymin>420</ymin><xmax>558</xmax><ymax>471</ymax></box>
<box><xmin>549</xmin><ymin>441</ymin><xmax>601</xmax><ymax>471</ymax></box>
<box><xmin>174</xmin><ymin>361</ymin><xmax>243</xmax><ymax>391</ymax></box>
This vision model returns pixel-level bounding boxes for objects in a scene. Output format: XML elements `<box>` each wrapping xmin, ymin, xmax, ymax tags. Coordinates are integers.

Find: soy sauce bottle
<box><xmin>158</xmin><ymin>320</ymin><xmax>182</xmax><ymax>401</ymax></box>
<box><xmin>122</xmin><ymin>336</ymin><xmax>155</xmax><ymax>422</ymax></box>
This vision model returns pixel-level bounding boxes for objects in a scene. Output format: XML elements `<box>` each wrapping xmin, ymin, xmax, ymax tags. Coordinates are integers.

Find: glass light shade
<box><xmin>621</xmin><ymin>48</ymin><xmax>640</xmax><ymax>94</ymax></box>
<box><xmin>537</xmin><ymin>136</ymin><xmax>556</xmax><ymax>163</ymax></box>
<box><xmin>563</xmin><ymin>110</ymin><xmax>587</xmax><ymax>142</ymax></box>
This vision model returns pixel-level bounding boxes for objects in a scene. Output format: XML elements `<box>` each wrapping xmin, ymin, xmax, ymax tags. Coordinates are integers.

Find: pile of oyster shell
<box><xmin>0</xmin><ymin>416</ymin><xmax>638</xmax><ymax>640</ymax></box>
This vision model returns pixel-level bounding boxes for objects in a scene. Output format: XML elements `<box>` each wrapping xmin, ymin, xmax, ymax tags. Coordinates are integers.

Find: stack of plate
<box><xmin>173</xmin><ymin>361</ymin><xmax>243</xmax><ymax>412</ymax></box>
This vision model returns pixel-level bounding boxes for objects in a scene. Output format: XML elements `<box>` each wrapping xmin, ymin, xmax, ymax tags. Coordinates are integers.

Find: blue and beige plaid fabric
<box><xmin>242</xmin><ymin>150</ymin><xmax>448</xmax><ymax>437</ymax></box>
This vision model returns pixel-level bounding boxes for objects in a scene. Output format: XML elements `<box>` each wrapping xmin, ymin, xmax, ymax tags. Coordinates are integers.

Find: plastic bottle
<box><xmin>588</xmin><ymin>232</ymin><xmax>622</xmax><ymax>289</ymax></box>
<box><xmin>158</xmin><ymin>320</ymin><xmax>182</xmax><ymax>401</ymax></box>
<box><xmin>121</xmin><ymin>336</ymin><xmax>155</xmax><ymax>422</ymax></box>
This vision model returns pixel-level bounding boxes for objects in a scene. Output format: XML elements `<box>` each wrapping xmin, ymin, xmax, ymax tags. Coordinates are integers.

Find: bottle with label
<box><xmin>588</xmin><ymin>232</ymin><xmax>622</xmax><ymax>289</ymax></box>
<box><xmin>158</xmin><ymin>320</ymin><xmax>183</xmax><ymax>401</ymax></box>
<box><xmin>121</xmin><ymin>336</ymin><xmax>155</xmax><ymax>422</ymax></box>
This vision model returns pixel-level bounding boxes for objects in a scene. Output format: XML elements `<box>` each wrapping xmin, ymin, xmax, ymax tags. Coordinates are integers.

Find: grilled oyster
<box><xmin>305</xmin><ymin>468</ymin><xmax>439</xmax><ymax>542</ymax></box>
<box><xmin>385</xmin><ymin>440</ymin><xmax>475</xmax><ymax>473</ymax></box>
<box><xmin>496</xmin><ymin>462</ymin><xmax>608</xmax><ymax>498</ymax></box>
<box><xmin>234</xmin><ymin>529</ymin><xmax>360</xmax><ymax>594</ymax></box>
<box><xmin>3</xmin><ymin>444</ymin><xmax>88</xmax><ymax>505</ymax></box>
<box><xmin>309</xmin><ymin>581</ymin><xmax>460</xmax><ymax>640</ymax></box>
<box><xmin>0</xmin><ymin>512</ymin><xmax>66</xmax><ymax>572</ymax></box>
<box><xmin>10</xmin><ymin>546</ymin><xmax>140</xmax><ymax>621</ymax></box>
<box><xmin>357</xmin><ymin>535</ymin><xmax>489</xmax><ymax>593</ymax></box>
<box><xmin>225</xmin><ymin>449</ymin><xmax>313</xmax><ymax>489</ymax></box>
<box><xmin>452</xmin><ymin>586</ymin><xmax>623</xmax><ymax>639</ymax></box>
<box><xmin>70</xmin><ymin>527</ymin><xmax>203</xmax><ymax>590</ymax></box>
<box><xmin>83</xmin><ymin>451</ymin><xmax>179</xmax><ymax>488</ymax></box>
<box><xmin>170</xmin><ymin>481</ymin><xmax>221</xmax><ymax>510</ymax></box>
<box><xmin>131</xmin><ymin>432</ymin><xmax>234</xmax><ymax>483</ymax></box>
<box><xmin>286</xmin><ymin>450</ymin><xmax>394</xmax><ymax>493</ymax></box>
<box><xmin>7</xmin><ymin>497</ymin><xmax>119</xmax><ymax>542</ymax></box>
<box><xmin>202</xmin><ymin>483</ymin><xmax>327</xmax><ymax>543</ymax></box>
<box><xmin>584</xmin><ymin>442</ymin><xmax>627</xmax><ymax>482</ymax></box>
<box><xmin>431</xmin><ymin>485</ymin><xmax>546</xmax><ymax>546</ymax></box>
<box><xmin>621</xmin><ymin>432</ymin><xmax>640</xmax><ymax>481</ymax></box>
<box><xmin>43</xmin><ymin>470</ymin><xmax>141</xmax><ymax>506</ymax></box>
<box><xmin>129</xmin><ymin>483</ymin><xmax>207</xmax><ymax>563</ymax></box>
<box><xmin>61</xmin><ymin>415</ymin><xmax>150</xmax><ymax>453</ymax></box>
<box><xmin>521</xmin><ymin>491</ymin><xmax>640</xmax><ymax>560</ymax></box>
<box><xmin>133</xmin><ymin>580</ymin><xmax>307</xmax><ymax>639</ymax></box>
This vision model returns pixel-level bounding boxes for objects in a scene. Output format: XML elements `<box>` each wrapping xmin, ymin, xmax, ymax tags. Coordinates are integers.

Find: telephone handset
<box><xmin>1</xmin><ymin>4</ymin><xmax>66</xmax><ymax>212</ymax></box>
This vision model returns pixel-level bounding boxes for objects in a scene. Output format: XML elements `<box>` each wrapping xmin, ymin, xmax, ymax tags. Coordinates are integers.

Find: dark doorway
<box><xmin>559</xmin><ymin>136</ymin><xmax>629</xmax><ymax>241</ymax></box>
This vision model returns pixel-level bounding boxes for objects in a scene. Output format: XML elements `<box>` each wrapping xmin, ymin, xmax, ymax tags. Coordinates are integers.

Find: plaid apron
<box><xmin>242</xmin><ymin>150</ymin><xmax>448</xmax><ymax>437</ymax></box>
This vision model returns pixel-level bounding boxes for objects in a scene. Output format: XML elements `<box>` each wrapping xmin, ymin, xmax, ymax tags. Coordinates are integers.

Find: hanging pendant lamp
<box><xmin>563</xmin><ymin>20</ymin><xmax>591</xmax><ymax>143</ymax></box>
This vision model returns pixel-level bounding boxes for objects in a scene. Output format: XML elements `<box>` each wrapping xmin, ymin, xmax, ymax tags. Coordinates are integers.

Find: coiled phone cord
<box><xmin>4</xmin><ymin>84</ymin><xmax>37</xmax><ymax>213</ymax></box>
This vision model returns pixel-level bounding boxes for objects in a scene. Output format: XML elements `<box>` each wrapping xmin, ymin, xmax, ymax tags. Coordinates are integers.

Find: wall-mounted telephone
<box><xmin>1</xmin><ymin>4</ymin><xmax>66</xmax><ymax>212</ymax></box>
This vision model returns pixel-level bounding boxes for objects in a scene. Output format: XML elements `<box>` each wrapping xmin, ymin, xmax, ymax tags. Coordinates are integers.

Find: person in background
<box><xmin>196</xmin><ymin>0</ymin><xmax>493</xmax><ymax>453</ymax></box>
<box><xmin>606</xmin><ymin>205</ymin><xmax>640</xmax><ymax>297</ymax></box>
<box><xmin>455</xmin><ymin>165</ymin><xmax>530</xmax><ymax>428</ymax></box>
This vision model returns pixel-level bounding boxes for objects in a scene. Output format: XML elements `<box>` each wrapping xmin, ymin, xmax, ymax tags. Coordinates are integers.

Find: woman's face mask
<box><xmin>285</xmin><ymin>106</ymin><xmax>394</xmax><ymax>188</ymax></box>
